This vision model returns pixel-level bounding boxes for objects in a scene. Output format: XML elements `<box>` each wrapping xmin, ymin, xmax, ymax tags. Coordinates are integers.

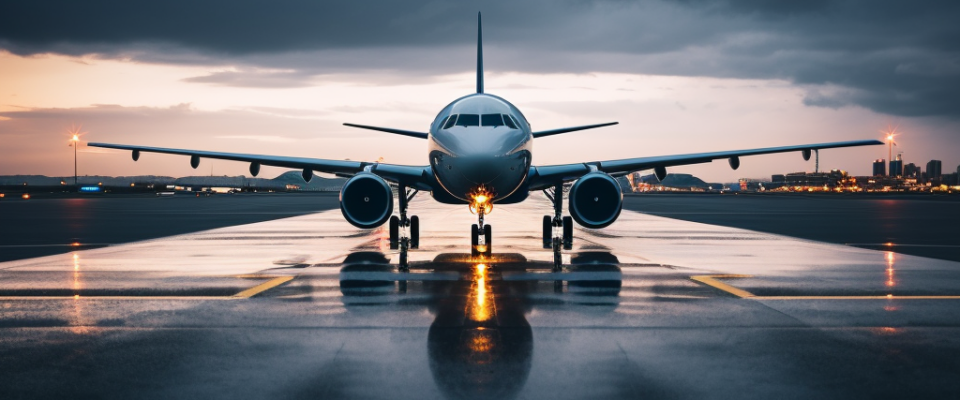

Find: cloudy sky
<box><xmin>2</xmin><ymin>0</ymin><xmax>958</xmax><ymax>181</ymax></box>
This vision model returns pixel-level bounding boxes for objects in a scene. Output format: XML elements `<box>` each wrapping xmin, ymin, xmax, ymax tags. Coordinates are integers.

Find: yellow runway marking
<box><xmin>690</xmin><ymin>275</ymin><xmax>755</xmax><ymax>298</ymax></box>
<box><xmin>691</xmin><ymin>275</ymin><xmax>960</xmax><ymax>300</ymax></box>
<box><xmin>232</xmin><ymin>276</ymin><xmax>295</xmax><ymax>298</ymax></box>
<box><xmin>754</xmin><ymin>295</ymin><xmax>960</xmax><ymax>300</ymax></box>
<box><xmin>0</xmin><ymin>296</ymin><xmax>235</xmax><ymax>301</ymax></box>
<box><xmin>0</xmin><ymin>275</ymin><xmax>295</xmax><ymax>301</ymax></box>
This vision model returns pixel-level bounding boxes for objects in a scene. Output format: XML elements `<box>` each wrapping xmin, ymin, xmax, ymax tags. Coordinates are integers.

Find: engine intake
<box><xmin>340</xmin><ymin>173</ymin><xmax>394</xmax><ymax>229</ymax></box>
<box><xmin>568</xmin><ymin>173</ymin><xmax>623</xmax><ymax>229</ymax></box>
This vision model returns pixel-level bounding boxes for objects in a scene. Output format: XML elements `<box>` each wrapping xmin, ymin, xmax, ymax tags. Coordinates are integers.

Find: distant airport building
<box><xmin>889</xmin><ymin>155</ymin><xmax>903</xmax><ymax>177</ymax></box>
<box><xmin>957</xmin><ymin>165</ymin><xmax>960</xmax><ymax>184</ymax></box>
<box><xmin>943</xmin><ymin>172</ymin><xmax>959</xmax><ymax>186</ymax></box>
<box><xmin>926</xmin><ymin>160</ymin><xmax>942</xmax><ymax>179</ymax></box>
<box><xmin>873</xmin><ymin>159</ymin><xmax>886</xmax><ymax>176</ymax></box>
<box><xmin>904</xmin><ymin>163</ymin><xmax>920</xmax><ymax>179</ymax></box>
<box><xmin>766</xmin><ymin>170</ymin><xmax>853</xmax><ymax>192</ymax></box>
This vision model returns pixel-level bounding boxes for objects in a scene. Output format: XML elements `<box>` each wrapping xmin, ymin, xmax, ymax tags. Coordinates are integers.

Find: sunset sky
<box><xmin>2</xmin><ymin>0</ymin><xmax>958</xmax><ymax>182</ymax></box>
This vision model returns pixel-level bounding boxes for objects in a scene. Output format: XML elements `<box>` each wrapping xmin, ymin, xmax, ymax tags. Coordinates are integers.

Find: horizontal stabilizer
<box><xmin>532</xmin><ymin>122</ymin><xmax>618</xmax><ymax>138</ymax></box>
<box><xmin>343</xmin><ymin>123</ymin><xmax>429</xmax><ymax>139</ymax></box>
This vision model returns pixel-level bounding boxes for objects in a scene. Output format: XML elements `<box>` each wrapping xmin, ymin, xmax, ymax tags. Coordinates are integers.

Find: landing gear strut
<box><xmin>543</xmin><ymin>183</ymin><xmax>573</xmax><ymax>268</ymax></box>
<box><xmin>471</xmin><ymin>204</ymin><xmax>492</xmax><ymax>258</ymax></box>
<box><xmin>389</xmin><ymin>185</ymin><xmax>419</xmax><ymax>270</ymax></box>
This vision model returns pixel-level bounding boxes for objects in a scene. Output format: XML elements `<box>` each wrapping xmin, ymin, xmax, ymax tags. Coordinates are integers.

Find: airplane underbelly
<box><xmin>431</xmin><ymin>150</ymin><xmax>530</xmax><ymax>203</ymax></box>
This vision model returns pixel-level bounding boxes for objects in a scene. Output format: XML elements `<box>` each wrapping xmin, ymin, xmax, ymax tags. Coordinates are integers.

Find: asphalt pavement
<box><xmin>1</xmin><ymin>194</ymin><xmax>959</xmax><ymax>399</ymax></box>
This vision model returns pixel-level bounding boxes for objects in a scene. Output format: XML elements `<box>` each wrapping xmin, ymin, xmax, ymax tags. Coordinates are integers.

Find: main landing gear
<box><xmin>389</xmin><ymin>185</ymin><xmax>419</xmax><ymax>270</ymax></box>
<box><xmin>543</xmin><ymin>183</ymin><xmax>573</xmax><ymax>268</ymax></box>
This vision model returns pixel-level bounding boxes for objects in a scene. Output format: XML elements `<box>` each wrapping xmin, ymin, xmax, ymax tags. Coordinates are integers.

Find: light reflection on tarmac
<box><xmin>1</xmin><ymin>196</ymin><xmax>960</xmax><ymax>399</ymax></box>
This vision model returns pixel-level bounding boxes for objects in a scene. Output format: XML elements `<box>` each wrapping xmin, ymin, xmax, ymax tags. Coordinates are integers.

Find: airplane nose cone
<box><xmin>458</xmin><ymin>156</ymin><xmax>502</xmax><ymax>184</ymax></box>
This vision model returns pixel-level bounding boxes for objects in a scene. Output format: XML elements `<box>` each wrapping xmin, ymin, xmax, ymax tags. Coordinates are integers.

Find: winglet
<box><xmin>477</xmin><ymin>12</ymin><xmax>484</xmax><ymax>94</ymax></box>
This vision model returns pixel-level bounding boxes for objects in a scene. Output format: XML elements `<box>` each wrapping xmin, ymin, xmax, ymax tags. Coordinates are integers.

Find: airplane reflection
<box><xmin>337</xmin><ymin>248</ymin><xmax>622</xmax><ymax>400</ymax></box>
<box><xmin>428</xmin><ymin>262</ymin><xmax>533</xmax><ymax>400</ymax></box>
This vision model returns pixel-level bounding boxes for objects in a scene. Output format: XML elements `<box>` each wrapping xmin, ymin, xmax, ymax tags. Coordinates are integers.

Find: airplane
<box><xmin>90</xmin><ymin>12</ymin><xmax>882</xmax><ymax>261</ymax></box>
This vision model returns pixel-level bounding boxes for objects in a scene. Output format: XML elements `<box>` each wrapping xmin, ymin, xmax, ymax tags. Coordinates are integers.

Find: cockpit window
<box><xmin>443</xmin><ymin>115</ymin><xmax>457</xmax><ymax>129</ymax></box>
<box><xmin>502</xmin><ymin>114</ymin><xmax>517</xmax><ymax>129</ymax></box>
<box><xmin>481</xmin><ymin>114</ymin><xmax>504</xmax><ymax>127</ymax></box>
<box><xmin>455</xmin><ymin>114</ymin><xmax>480</xmax><ymax>127</ymax></box>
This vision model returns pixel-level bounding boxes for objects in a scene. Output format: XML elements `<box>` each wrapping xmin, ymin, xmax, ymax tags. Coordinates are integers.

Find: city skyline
<box><xmin>2</xmin><ymin>1</ymin><xmax>960</xmax><ymax>182</ymax></box>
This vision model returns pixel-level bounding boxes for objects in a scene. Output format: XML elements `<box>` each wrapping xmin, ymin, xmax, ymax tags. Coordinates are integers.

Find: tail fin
<box><xmin>476</xmin><ymin>12</ymin><xmax>484</xmax><ymax>94</ymax></box>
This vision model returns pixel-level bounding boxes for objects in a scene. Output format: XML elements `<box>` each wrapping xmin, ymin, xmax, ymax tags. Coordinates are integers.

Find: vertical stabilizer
<box><xmin>476</xmin><ymin>12</ymin><xmax>484</xmax><ymax>94</ymax></box>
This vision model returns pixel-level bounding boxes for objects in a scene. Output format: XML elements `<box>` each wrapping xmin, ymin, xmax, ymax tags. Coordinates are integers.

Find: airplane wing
<box><xmin>87</xmin><ymin>142</ymin><xmax>434</xmax><ymax>190</ymax></box>
<box><xmin>526</xmin><ymin>139</ymin><xmax>883</xmax><ymax>190</ymax></box>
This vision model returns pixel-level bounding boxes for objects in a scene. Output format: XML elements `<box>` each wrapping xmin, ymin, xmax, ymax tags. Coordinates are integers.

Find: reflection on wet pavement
<box><xmin>2</xmin><ymin>195</ymin><xmax>960</xmax><ymax>399</ymax></box>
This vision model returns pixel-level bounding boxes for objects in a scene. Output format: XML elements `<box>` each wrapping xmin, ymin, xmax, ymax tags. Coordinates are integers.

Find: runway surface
<box><xmin>0</xmin><ymin>193</ymin><xmax>339</xmax><ymax>262</ymax></box>
<box><xmin>623</xmin><ymin>193</ymin><xmax>960</xmax><ymax>262</ymax></box>
<box><xmin>2</xmin><ymin>195</ymin><xmax>960</xmax><ymax>399</ymax></box>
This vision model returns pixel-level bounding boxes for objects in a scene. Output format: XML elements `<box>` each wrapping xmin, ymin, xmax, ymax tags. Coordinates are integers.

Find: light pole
<box><xmin>887</xmin><ymin>134</ymin><xmax>894</xmax><ymax>166</ymax></box>
<box><xmin>72</xmin><ymin>134</ymin><xmax>79</xmax><ymax>186</ymax></box>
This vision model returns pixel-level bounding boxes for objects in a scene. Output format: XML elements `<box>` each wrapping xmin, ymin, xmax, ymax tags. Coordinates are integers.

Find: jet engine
<box><xmin>340</xmin><ymin>173</ymin><xmax>394</xmax><ymax>229</ymax></box>
<box><xmin>568</xmin><ymin>172</ymin><xmax>623</xmax><ymax>229</ymax></box>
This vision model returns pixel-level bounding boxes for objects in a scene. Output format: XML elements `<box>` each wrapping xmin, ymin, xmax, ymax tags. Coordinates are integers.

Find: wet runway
<box><xmin>2</xmin><ymin>195</ymin><xmax>960</xmax><ymax>399</ymax></box>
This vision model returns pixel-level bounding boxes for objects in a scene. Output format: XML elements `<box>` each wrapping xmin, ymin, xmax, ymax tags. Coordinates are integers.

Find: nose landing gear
<box><xmin>471</xmin><ymin>211</ymin><xmax>492</xmax><ymax>258</ymax></box>
<box><xmin>469</xmin><ymin>187</ymin><xmax>494</xmax><ymax>258</ymax></box>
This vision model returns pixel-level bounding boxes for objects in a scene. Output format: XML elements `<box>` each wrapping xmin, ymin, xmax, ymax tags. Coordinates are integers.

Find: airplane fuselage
<box><xmin>428</xmin><ymin>93</ymin><xmax>533</xmax><ymax>204</ymax></box>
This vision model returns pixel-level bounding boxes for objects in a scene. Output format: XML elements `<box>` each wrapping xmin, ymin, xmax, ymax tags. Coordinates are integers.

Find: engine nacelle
<box><xmin>568</xmin><ymin>172</ymin><xmax>623</xmax><ymax>229</ymax></box>
<box><xmin>339</xmin><ymin>173</ymin><xmax>394</xmax><ymax>229</ymax></box>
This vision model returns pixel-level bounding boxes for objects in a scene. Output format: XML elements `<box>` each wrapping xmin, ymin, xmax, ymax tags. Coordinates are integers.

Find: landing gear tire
<box><xmin>542</xmin><ymin>216</ymin><xmax>552</xmax><ymax>248</ymax></box>
<box><xmin>389</xmin><ymin>215</ymin><xmax>400</xmax><ymax>250</ymax></box>
<box><xmin>471</xmin><ymin>224</ymin><xmax>480</xmax><ymax>257</ymax></box>
<box><xmin>410</xmin><ymin>215</ymin><xmax>420</xmax><ymax>249</ymax></box>
<box><xmin>483</xmin><ymin>225</ymin><xmax>493</xmax><ymax>257</ymax></box>
<box><xmin>562</xmin><ymin>216</ymin><xmax>573</xmax><ymax>250</ymax></box>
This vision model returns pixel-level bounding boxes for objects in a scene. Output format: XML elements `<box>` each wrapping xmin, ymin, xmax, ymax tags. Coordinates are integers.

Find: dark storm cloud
<box><xmin>2</xmin><ymin>0</ymin><xmax>959</xmax><ymax>118</ymax></box>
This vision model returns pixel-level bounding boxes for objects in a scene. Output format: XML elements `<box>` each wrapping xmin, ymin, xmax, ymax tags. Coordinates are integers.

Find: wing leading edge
<box><xmin>527</xmin><ymin>139</ymin><xmax>883</xmax><ymax>190</ymax></box>
<box><xmin>87</xmin><ymin>142</ymin><xmax>434</xmax><ymax>190</ymax></box>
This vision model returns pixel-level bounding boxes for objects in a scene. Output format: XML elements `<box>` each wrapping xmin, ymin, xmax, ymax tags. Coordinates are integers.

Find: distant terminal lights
<box><xmin>870</xmin><ymin>157</ymin><xmax>956</xmax><ymax>187</ymax></box>
<box><xmin>769</xmin><ymin>170</ymin><xmax>860</xmax><ymax>192</ymax></box>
